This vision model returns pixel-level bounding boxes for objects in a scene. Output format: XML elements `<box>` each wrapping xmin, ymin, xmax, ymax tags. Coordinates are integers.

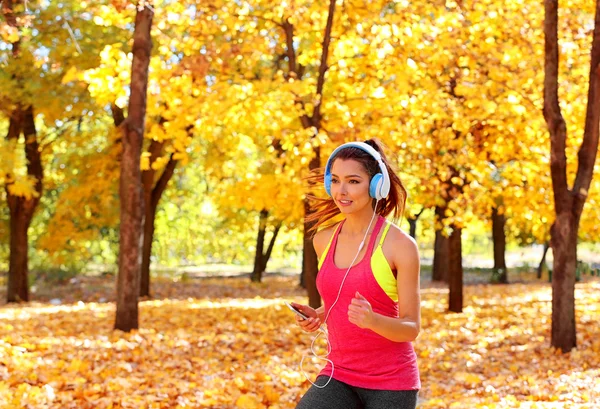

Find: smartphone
<box><xmin>284</xmin><ymin>302</ymin><xmax>309</xmax><ymax>320</ymax></box>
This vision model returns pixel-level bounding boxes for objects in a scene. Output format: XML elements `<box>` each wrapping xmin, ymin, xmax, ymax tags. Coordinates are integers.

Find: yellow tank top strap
<box><xmin>378</xmin><ymin>220</ymin><xmax>392</xmax><ymax>248</ymax></box>
<box><xmin>318</xmin><ymin>222</ymin><xmax>342</xmax><ymax>270</ymax></box>
<box><xmin>371</xmin><ymin>220</ymin><xmax>398</xmax><ymax>302</ymax></box>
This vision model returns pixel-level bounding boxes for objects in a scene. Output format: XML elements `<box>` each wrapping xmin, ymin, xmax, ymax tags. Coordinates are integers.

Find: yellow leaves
<box><xmin>234</xmin><ymin>380</ymin><xmax>280</xmax><ymax>408</ymax></box>
<box><xmin>7</xmin><ymin>0</ymin><xmax>599</xmax><ymax>258</ymax></box>
<box><xmin>453</xmin><ymin>371</ymin><xmax>483</xmax><ymax>386</ymax></box>
<box><xmin>454</xmin><ymin>83</ymin><xmax>476</xmax><ymax>98</ymax></box>
<box><xmin>0</xmin><ymin>24</ymin><xmax>19</xmax><ymax>43</ymax></box>
<box><xmin>505</xmin><ymin>93</ymin><xmax>527</xmax><ymax>115</ymax></box>
<box><xmin>263</xmin><ymin>384</ymin><xmax>281</xmax><ymax>404</ymax></box>
<box><xmin>333</xmin><ymin>38</ymin><xmax>365</xmax><ymax>59</ymax></box>
<box><xmin>151</xmin><ymin>155</ymin><xmax>170</xmax><ymax>171</ymax></box>
<box><xmin>83</xmin><ymin>44</ymin><xmax>131</xmax><ymax>107</ymax></box>
<box><xmin>223</xmin><ymin>372</ymin><xmax>278</xmax><ymax>407</ymax></box>
<box><xmin>370</xmin><ymin>86</ymin><xmax>387</xmax><ymax>99</ymax></box>
<box><xmin>417</xmin><ymin>280</ymin><xmax>600</xmax><ymax>408</ymax></box>
<box><xmin>217</xmin><ymin>172</ymin><xmax>304</xmax><ymax>223</ymax></box>
<box><xmin>67</xmin><ymin>358</ymin><xmax>90</xmax><ymax>373</ymax></box>
<box><xmin>483</xmin><ymin>100</ymin><xmax>498</xmax><ymax>114</ymax></box>
<box><xmin>236</xmin><ymin>393</ymin><xmax>264</xmax><ymax>408</ymax></box>
<box><xmin>61</xmin><ymin>66</ymin><xmax>82</xmax><ymax>84</ymax></box>
<box><xmin>406</xmin><ymin>57</ymin><xmax>418</xmax><ymax>70</ymax></box>
<box><xmin>140</xmin><ymin>152</ymin><xmax>151</xmax><ymax>171</ymax></box>
<box><xmin>0</xmin><ymin>140</ymin><xmax>19</xmax><ymax>180</ymax></box>
<box><xmin>6</xmin><ymin>177</ymin><xmax>40</xmax><ymax>200</ymax></box>
<box><xmin>1</xmin><ymin>277</ymin><xmax>600</xmax><ymax>407</ymax></box>
<box><xmin>93</xmin><ymin>4</ymin><xmax>133</xmax><ymax>28</ymax></box>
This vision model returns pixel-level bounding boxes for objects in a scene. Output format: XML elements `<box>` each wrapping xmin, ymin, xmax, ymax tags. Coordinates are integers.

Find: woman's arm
<box><xmin>316</xmin><ymin>306</ymin><xmax>325</xmax><ymax>321</ymax></box>
<box><xmin>291</xmin><ymin>228</ymin><xmax>334</xmax><ymax>332</ymax></box>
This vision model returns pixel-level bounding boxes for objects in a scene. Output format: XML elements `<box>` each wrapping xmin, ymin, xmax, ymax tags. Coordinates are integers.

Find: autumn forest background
<box><xmin>1</xmin><ymin>0</ymin><xmax>600</xmax><ymax>408</ymax></box>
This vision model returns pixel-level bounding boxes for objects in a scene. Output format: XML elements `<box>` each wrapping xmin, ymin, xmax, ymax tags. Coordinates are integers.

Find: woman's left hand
<box><xmin>348</xmin><ymin>291</ymin><xmax>375</xmax><ymax>329</ymax></box>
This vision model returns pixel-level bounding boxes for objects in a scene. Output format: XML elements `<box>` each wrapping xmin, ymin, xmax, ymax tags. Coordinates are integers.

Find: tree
<box><xmin>543</xmin><ymin>0</ymin><xmax>600</xmax><ymax>352</ymax></box>
<box><xmin>432</xmin><ymin>206</ymin><xmax>449</xmax><ymax>283</ymax></box>
<box><xmin>114</xmin><ymin>1</ymin><xmax>153</xmax><ymax>332</ymax></box>
<box><xmin>390</xmin><ymin>0</ymin><xmax>555</xmax><ymax>308</ymax></box>
<box><xmin>140</xmin><ymin>137</ymin><xmax>178</xmax><ymax>296</ymax></box>
<box><xmin>448</xmin><ymin>227</ymin><xmax>463</xmax><ymax>313</ymax></box>
<box><xmin>279</xmin><ymin>0</ymin><xmax>337</xmax><ymax>308</ymax></box>
<box><xmin>204</xmin><ymin>0</ymin><xmax>433</xmax><ymax>304</ymax></box>
<box><xmin>251</xmin><ymin>209</ymin><xmax>282</xmax><ymax>282</ymax></box>
<box><xmin>206</xmin><ymin>0</ymin><xmax>341</xmax><ymax>306</ymax></box>
<box><xmin>78</xmin><ymin>0</ymin><xmax>211</xmax><ymax>297</ymax></box>
<box><xmin>491</xmin><ymin>205</ymin><xmax>508</xmax><ymax>283</ymax></box>
<box><xmin>4</xmin><ymin>107</ymin><xmax>42</xmax><ymax>303</ymax></box>
<box><xmin>215</xmin><ymin>152</ymin><xmax>304</xmax><ymax>283</ymax></box>
<box><xmin>406</xmin><ymin>207</ymin><xmax>424</xmax><ymax>241</ymax></box>
<box><xmin>537</xmin><ymin>240</ymin><xmax>551</xmax><ymax>279</ymax></box>
<box><xmin>1</xmin><ymin>0</ymin><xmax>127</xmax><ymax>300</ymax></box>
<box><xmin>1</xmin><ymin>0</ymin><xmax>43</xmax><ymax>302</ymax></box>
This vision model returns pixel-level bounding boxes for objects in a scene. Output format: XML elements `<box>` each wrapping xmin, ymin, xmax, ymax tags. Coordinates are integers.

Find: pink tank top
<box><xmin>316</xmin><ymin>216</ymin><xmax>420</xmax><ymax>390</ymax></box>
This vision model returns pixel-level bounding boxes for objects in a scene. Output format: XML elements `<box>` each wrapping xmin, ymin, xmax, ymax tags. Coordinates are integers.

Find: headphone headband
<box><xmin>324</xmin><ymin>142</ymin><xmax>391</xmax><ymax>199</ymax></box>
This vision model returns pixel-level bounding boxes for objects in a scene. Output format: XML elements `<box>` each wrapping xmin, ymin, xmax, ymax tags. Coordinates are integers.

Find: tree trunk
<box><xmin>3</xmin><ymin>1</ymin><xmax>42</xmax><ymax>303</ymax></box>
<box><xmin>432</xmin><ymin>205</ymin><xmax>449</xmax><ymax>282</ymax></box>
<box><xmin>491</xmin><ymin>206</ymin><xmax>508</xmax><ymax>283</ymax></box>
<box><xmin>448</xmin><ymin>226</ymin><xmax>463</xmax><ymax>313</ymax></box>
<box><xmin>252</xmin><ymin>210</ymin><xmax>282</xmax><ymax>283</ymax></box>
<box><xmin>140</xmin><ymin>194</ymin><xmax>158</xmax><ymax>297</ymax></box>
<box><xmin>303</xmin><ymin>213</ymin><xmax>320</xmax><ymax>307</ymax></box>
<box><xmin>299</xmin><ymin>261</ymin><xmax>305</xmax><ymax>288</ymax></box>
<box><xmin>6</xmin><ymin>106</ymin><xmax>42</xmax><ymax>303</ymax></box>
<box><xmin>139</xmin><ymin>138</ymin><xmax>177</xmax><ymax>297</ymax></box>
<box><xmin>115</xmin><ymin>4</ymin><xmax>153</xmax><ymax>332</ymax></box>
<box><xmin>7</xmin><ymin>205</ymin><xmax>29</xmax><ymax>303</ymax></box>
<box><xmin>252</xmin><ymin>210</ymin><xmax>268</xmax><ymax>282</ymax></box>
<box><xmin>432</xmin><ymin>230</ymin><xmax>449</xmax><ymax>282</ymax></box>
<box><xmin>6</xmin><ymin>108</ymin><xmax>25</xmax><ymax>303</ymax></box>
<box><xmin>263</xmin><ymin>223</ymin><xmax>281</xmax><ymax>274</ymax></box>
<box><xmin>281</xmin><ymin>0</ymin><xmax>336</xmax><ymax>308</ymax></box>
<box><xmin>407</xmin><ymin>219</ymin><xmax>417</xmax><ymax>241</ymax></box>
<box><xmin>544</xmin><ymin>0</ymin><xmax>600</xmax><ymax>352</ymax></box>
<box><xmin>407</xmin><ymin>207</ymin><xmax>424</xmax><ymax>241</ymax></box>
<box><xmin>111</xmin><ymin>103</ymin><xmax>125</xmax><ymax>128</ymax></box>
<box><xmin>537</xmin><ymin>241</ymin><xmax>550</xmax><ymax>279</ymax></box>
<box><xmin>550</xmin><ymin>215</ymin><xmax>577</xmax><ymax>351</ymax></box>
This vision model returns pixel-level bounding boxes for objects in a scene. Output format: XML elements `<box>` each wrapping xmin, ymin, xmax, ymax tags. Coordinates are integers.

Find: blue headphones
<box><xmin>324</xmin><ymin>142</ymin><xmax>391</xmax><ymax>200</ymax></box>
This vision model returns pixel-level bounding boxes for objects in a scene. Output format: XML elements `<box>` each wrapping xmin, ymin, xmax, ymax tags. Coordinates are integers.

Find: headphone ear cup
<box><xmin>370</xmin><ymin>173</ymin><xmax>383</xmax><ymax>199</ymax></box>
<box><xmin>324</xmin><ymin>173</ymin><xmax>332</xmax><ymax>196</ymax></box>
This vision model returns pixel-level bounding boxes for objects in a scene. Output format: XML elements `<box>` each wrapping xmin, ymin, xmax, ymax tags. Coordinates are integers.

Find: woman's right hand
<box><xmin>290</xmin><ymin>302</ymin><xmax>322</xmax><ymax>332</ymax></box>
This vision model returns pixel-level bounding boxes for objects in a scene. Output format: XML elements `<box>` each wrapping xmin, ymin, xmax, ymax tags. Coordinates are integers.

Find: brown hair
<box><xmin>305</xmin><ymin>139</ymin><xmax>407</xmax><ymax>235</ymax></box>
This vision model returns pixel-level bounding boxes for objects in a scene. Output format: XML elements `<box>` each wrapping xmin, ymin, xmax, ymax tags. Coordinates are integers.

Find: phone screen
<box><xmin>285</xmin><ymin>302</ymin><xmax>309</xmax><ymax>320</ymax></box>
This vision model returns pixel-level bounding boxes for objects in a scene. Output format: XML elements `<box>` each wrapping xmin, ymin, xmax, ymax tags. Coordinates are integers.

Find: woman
<box><xmin>292</xmin><ymin>139</ymin><xmax>421</xmax><ymax>409</ymax></box>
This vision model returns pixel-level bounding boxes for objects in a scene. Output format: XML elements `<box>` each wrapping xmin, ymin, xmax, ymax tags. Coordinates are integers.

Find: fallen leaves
<box><xmin>416</xmin><ymin>281</ymin><xmax>600</xmax><ymax>408</ymax></box>
<box><xmin>0</xmin><ymin>276</ymin><xmax>599</xmax><ymax>408</ymax></box>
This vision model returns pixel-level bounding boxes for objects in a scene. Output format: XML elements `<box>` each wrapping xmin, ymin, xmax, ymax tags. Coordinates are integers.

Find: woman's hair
<box><xmin>305</xmin><ymin>138</ymin><xmax>407</xmax><ymax>235</ymax></box>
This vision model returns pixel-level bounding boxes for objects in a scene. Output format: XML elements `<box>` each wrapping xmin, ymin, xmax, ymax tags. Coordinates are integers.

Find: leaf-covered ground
<box><xmin>0</xmin><ymin>274</ymin><xmax>599</xmax><ymax>408</ymax></box>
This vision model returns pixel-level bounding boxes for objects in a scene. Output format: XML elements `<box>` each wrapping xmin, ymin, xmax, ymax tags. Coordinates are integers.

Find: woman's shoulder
<box><xmin>380</xmin><ymin>220</ymin><xmax>419</xmax><ymax>273</ymax></box>
<box><xmin>383</xmin><ymin>220</ymin><xmax>419</xmax><ymax>256</ymax></box>
<box><xmin>313</xmin><ymin>222</ymin><xmax>340</xmax><ymax>256</ymax></box>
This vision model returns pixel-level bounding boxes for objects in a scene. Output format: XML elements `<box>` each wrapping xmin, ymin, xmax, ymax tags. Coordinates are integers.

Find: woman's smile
<box><xmin>331</xmin><ymin>159</ymin><xmax>371</xmax><ymax>213</ymax></box>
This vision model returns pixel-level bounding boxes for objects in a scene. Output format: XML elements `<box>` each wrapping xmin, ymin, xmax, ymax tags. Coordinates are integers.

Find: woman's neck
<box><xmin>342</xmin><ymin>208</ymin><xmax>379</xmax><ymax>236</ymax></box>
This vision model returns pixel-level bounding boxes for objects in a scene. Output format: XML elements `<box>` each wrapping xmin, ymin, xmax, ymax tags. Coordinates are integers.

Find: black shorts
<box><xmin>296</xmin><ymin>376</ymin><xmax>419</xmax><ymax>409</ymax></box>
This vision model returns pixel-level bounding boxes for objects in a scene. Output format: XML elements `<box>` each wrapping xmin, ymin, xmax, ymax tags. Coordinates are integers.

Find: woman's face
<box><xmin>330</xmin><ymin>158</ymin><xmax>372</xmax><ymax>214</ymax></box>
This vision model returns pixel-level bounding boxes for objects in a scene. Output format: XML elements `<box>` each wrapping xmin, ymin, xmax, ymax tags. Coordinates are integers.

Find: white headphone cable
<box><xmin>300</xmin><ymin>200</ymin><xmax>380</xmax><ymax>389</ymax></box>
